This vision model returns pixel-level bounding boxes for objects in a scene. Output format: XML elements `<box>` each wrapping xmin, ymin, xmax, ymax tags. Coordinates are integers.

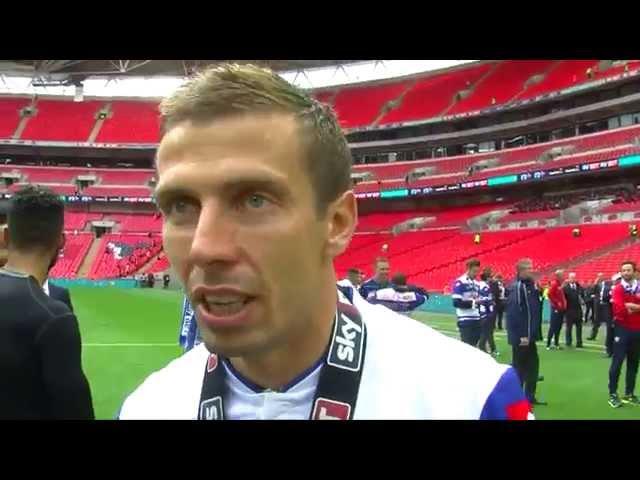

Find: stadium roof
<box><xmin>0</xmin><ymin>60</ymin><xmax>358</xmax><ymax>79</ymax></box>
<box><xmin>0</xmin><ymin>60</ymin><xmax>478</xmax><ymax>98</ymax></box>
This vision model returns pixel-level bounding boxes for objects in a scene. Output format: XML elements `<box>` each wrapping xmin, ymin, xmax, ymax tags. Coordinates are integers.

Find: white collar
<box><xmin>42</xmin><ymin>279</ymin><xmax>50</xmax><ymax>296</ymax></box>
<box><xmin>621</xmin><ymin>278</ymin><xmax>638</xmax><ymax>291</ymax></box>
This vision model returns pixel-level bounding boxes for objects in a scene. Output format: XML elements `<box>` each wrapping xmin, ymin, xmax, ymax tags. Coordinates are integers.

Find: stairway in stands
<box><xmin>77</xmin><ymin>236</ymin><xmax>103</xmax><ymax>278</ymax></box>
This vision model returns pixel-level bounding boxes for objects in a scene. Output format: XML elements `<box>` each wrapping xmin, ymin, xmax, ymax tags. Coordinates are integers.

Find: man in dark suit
<box><xmin>44</xmin><ymin>279</ymin><xmax>74</xmax><ymax>312</ymax></box>
<box><xmin>563</xmin><ymin>272</ymin><xmax>584</xmax><ymax>348</ymax></box>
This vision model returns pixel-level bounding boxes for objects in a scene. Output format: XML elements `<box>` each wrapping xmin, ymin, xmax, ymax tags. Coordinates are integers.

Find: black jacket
<box><xmin>506</xmin><ymin>277</ymin><xmax>542</xmax><ymax>346</ymax></box>
<box><xmin>48</xmin><ymin>282</ymin><xmax>74</xmax><ymax>312</ymax></box>
<box><xmin>563</xmin><ymin>282</ymin><xmax>583</xmax><ymax>316</ymax></box>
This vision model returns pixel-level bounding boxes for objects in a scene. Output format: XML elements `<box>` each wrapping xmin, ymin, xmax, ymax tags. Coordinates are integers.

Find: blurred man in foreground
<box><xmin>118</xmin><ymin>64</ymin><xmax>530</xmax><ymax>420</ymax></box>
<box><xmin>0</xmin><ymin>186</ymin><xmax>94</xmax><ymax>419</ymax></box>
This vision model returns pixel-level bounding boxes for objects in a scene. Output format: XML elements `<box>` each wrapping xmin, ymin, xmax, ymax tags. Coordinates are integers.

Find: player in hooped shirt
<box><xmin>118</xmin><ymin>64</ymin><xmax>531</xmax><ymax>420</ymax></box>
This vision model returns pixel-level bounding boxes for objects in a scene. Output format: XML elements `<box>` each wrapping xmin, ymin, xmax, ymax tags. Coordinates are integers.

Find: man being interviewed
<box><xmin>118</xmin><ymin>64</ymin><xmax>530</xmax><ymax>420</ymax></box>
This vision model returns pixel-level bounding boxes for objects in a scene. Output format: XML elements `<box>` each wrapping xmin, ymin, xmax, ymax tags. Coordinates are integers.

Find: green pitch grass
<box><xmin>72</xmin><ymin>286</ymin><xmax>640</xmax><ymax>419</ymax></box>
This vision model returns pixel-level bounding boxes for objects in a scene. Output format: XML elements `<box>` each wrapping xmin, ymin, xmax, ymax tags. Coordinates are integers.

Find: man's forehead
<box><xmin>157</xmin><ymin>113</ymin><xmax>301</xmax><ymax>169</ymax></box>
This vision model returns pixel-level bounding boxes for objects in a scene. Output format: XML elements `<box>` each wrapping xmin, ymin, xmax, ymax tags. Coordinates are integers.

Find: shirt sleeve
<box><xmin>35</xmin><ymin>313</ymin><xmax>95</xmax><ymax>419</ymax></box>
<box><xmin>479</xmin><ymin>368</ymin><xmax>533</xmax><ymax>420</ymax></box>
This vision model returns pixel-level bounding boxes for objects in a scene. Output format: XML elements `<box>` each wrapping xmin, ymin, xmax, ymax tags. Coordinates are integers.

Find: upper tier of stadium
<box><xmin>1</xmin><ymin>60</ymin><xmax>638</xmax><ymax>142</ymax></box>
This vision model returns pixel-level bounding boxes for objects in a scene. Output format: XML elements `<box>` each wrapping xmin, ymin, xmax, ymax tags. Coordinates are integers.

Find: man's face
<box><xmin>596</xmin><ymin>274</ymin><xmax>603</xmax><ymax>283</ymax></box>
<box><xmin>468</xmin><ymin>265</ymin><xmax>480</xmax><ymax>279</ymax></box>
<box><xmin>568</xmin><ymin>273</ymin><xmax>576</xmax><ymax>283</ymax></box>
<box><xmin>374</xmin><ymin>261</ymin><xmax>390</xmax><ymax>283</ymax></box>
<box><xmin>519</xmin><ymin>262</ymin><xmax>533</xmax><ymax>280</ymax></box>
<box><xmin>348</xmin><ymin>271</ymin><xmax>360</xmax><ymax>287</ymax></box>
<box><xmin>156</xmin><ymin>113</ymin><xmax>355</xmax><ymax>357</ymax></box>
<box><xmin>621</xmin><ymin>264</ymin><xmax>636</xmax><ymax>283</ymax></box>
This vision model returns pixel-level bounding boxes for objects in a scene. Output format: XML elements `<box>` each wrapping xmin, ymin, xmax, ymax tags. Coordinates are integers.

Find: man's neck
<box><xmin>228</xmin><ymin>278</ymin><xmax>338</xmax><ymax>391</ymax></box>
<box><xmin>4</xmin><ymin>253</ymin><xmax>49</xmax><ymax>286</ymax></box>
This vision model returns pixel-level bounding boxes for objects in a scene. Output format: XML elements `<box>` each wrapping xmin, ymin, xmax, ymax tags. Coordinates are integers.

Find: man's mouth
<box><xmin>202</xmin><ymin>294</ymin><xmax>252</xmax><ymax>317</ymax></box>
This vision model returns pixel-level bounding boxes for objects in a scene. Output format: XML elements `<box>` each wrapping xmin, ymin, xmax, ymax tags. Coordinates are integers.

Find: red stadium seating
<box><xmin>48</xmin><ymin>233</ymin><xmax>93</xmax><ymax>279</ymax></box>
<box><xmin>572</xmin><ymin>240</ymin><xmax>640</xmax><ymax>282</ymax></box>
<box><xmin>64</xmin><ymin>212</ymin><xmax>103</xmax><ymax>230</ymax></box>
<box><xmin>0</xmin><ymin>98</ymin><xmax>29</xmax><ymax>138</ymax></box>
<box><xmin>600</xmin><ymin>198</ymin><xmax>640</xmax><ymax>214</ymax></box>
<box><xmin>356</xmin><ymin>212</ymin><xmax>422</xmax><ymax>232</ymax></box>
<box><xmin>449</xmin><ymin>60</ymin><xmax>555</xmax><ymax>114</ymax></box>
<box><xmin>333</xmin><ymin>81</ymin><xmax>409</xmax><ymax>129</ymax></box>
<box><xmin>96</xmin><ymin>169</ymin><xmax>153</xmax><ymax>185</ymax></box>
<box><xmin>146</xmin><ymin>254</ymin><xmax>171</xmax><ymax>274</ymax></box>
<box><xmin>21</xmin><ymin>100</ymin><xmax>103</xmax><ymax>141</ymax></box>
<box><xmin>518</xmin><ymin>60</ymin><xmax>599</xmax><ymax>100</ymax></box>
<box><xmin>104</xmin><ymin>213</ymin><xmax>162</xmax><ymax>233</ymax></box>
<box><xmin>95</xmin><ymin>101</ymin><xmax>159</xmax><ymax>143</ymax></box>
<box><xmin>378</xmin><ymin>63</ymin><xmax>493</xmax><ymax>125</ymax></box>
<box><xmin>88</xmin><ymin>234</ymin><xmax>162</xmax><ymax>279</ymax></box>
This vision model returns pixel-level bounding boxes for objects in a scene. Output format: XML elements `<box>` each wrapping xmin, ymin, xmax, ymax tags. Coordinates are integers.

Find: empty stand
<box><xmin>333</xmin><ymin>81</ymin><xmax>409</xmax><ymax>129</ymax></box>
<box><xmin>449</xmin><ymin>60</ymin><xmax>554</xmax><ymax>114</ymax></box>
<box><xmin>0</xmin><ymin>98</ymin><xmax>29</xmax><ymax>138</ymax></box>
<box><xmin>48</xmin><ymin>233</ymin><xmax>93</xmax><ymax>279</ymax></box>
<box><xmin>104</xmin><ymin>213</ymin><xmax>162</xmax><ymax>233</ymax></box>
<box><xmin>97</xmin><ymin>169</ymin><xmax>153</xmax><ymax>185</ymax></box>
<box><xmin>572</xmin><ymin>240</ymin><xmax>640</xmax><ymax>282</ymax></box>
<box><xmin>146</xmin><ymin>254</ymin><xmax>171</xmax><ymax>274</ymax></box>
<box><xmin>95</xmin><ymin>101</ymin><xmax>160</xmax><ymax>143</ymax></box>
<box><xmin>88</xmin><ymin>234</ymin><xmax>162</xmax><ymax>279</ymax></box>
<box><xmin>378</xmin><ymin>63</ymin><xmax>493</xmax><ymax>125</ymax></box>
<box><xmin>21</xmin><ymin>100</ymin><xmax>103</xmax><ymax>142</ymax></box>
<box><xmin>518</xmin><ymin>60</ymin><xmax>599</xmax><ymax>100</ymax></box>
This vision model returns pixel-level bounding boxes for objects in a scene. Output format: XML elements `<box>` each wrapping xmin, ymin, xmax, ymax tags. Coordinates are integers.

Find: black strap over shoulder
<box><xmin>198</xmin><ymin>296</ymin><xmax>367</xmax><ymax>420</ymax></box>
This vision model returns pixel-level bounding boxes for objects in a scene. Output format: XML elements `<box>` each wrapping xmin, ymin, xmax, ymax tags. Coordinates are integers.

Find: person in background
<box><xmin>494</xmin><ymin>274</ymin><xmax>506</xmax><ymax>330</ymax></box>
<box><xmin>562</xmin><ymin>272</ymin><xmax>584</xmax><ymax>348</ymax></box>
<box><xmin>598</xmin><ymin>274</ymin><xmax>621</xmax><ymax>358</ymax></box>
<box><xmin>452</xmin><ymin>259</ymin><xmax>482</xmax><ymax>347</ymax></box>
<box><xmin>478</xmin><ymin>268</ymin><xmax>498</xmax><ymax>357</ymax></box>
<box><xmin>588</xmin><ymin>273</ymin><xmax>606</xmax><ymax>343</ymax></box>
<box><xmin>367</xmin><ymin>272</ymin><xmax>427</xmax><ymax>314</ymax></box>
<box><xmin>506</xmin><ymin>258</ymin><xmax>546</xmax><ymax>406</ymax></box>
<box><xmin>337</xmin><ymin>267</ymin><xmax>365</xmax><ymax>301</ymax></box>
<box><xmin>546</xmin><ymin>270</ymin><xmax>567</xmax><ymax>350</ymax></box>
<box><xmin>608</xmin><ymin>261</ymin><xmax>640</xmax><ymax>408</ymax></box>
<box><xmin>582</xmin><ymin>280</ymin><xmax>596</xmax><ymax>326</ymax></box>
<box><xmin>0</xmin><ymin>186</ymin><xmax>94</xmax><ymax>419</ymax></box>
<box><xmin>163</xmin><ymin>272</ymin><xmax>170</xmax><ymax>289</ymax></box>
<box><xmin>359</xmin><ymin>257</ymin><xmax>391</xmax><ymax>301</ymax></box>
<box><xmin>147</xmin><ymin>272</ymin><xmax>155</xmax><ymax>289</ymax></box>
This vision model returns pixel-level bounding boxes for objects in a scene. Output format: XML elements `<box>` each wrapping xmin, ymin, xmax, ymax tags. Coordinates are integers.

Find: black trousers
<box><xmin>608</xmin><ymin>325</ymin><xmax>640</xmax><ymax>395</ymax></box>
<box><xmin>459</xmin><ymin>322</ymin><xmax>482</xmax><ymax>347</ymax></box>
<box><xmin>512</xmin><ymin>342</ymin><xmax>539</xmax><ymax>402</ymax></box>
<box><xmin>479</xmin><ymin>313</ymin><xmax>497</xmax><ymax>353</ymax></box>
<box><xmin>565</xmin><ymin>310</ymin><xmax>583</xmax><ymax>347</ymax></box>
<box><xmin>584</xmin><ymin>302</ymin><xmax>593</xmax><ymax>324</ymax></box>
<box><xmin>590</xmin><ymin>304</ymin><xmax>611</xmax><ymax>341</ymax></box>
<box><xmin>547</xmin><ymin>308</ymin><xmax>564</xmax><ymax>347</ymax></box>
<box><xmin>495</xmin><ymin>304</ymin><xmax>505</xmax><ymax>329</ymax></box>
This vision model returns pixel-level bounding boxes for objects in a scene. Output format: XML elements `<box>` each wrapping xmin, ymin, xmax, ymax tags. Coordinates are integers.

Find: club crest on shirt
<box><xmin>311</xmin><ymin>398</ymin><xmax>351</xmax><ymax>420</ymax></box>
<box><xmin>207</xmin><ymin>354</ymin><xmax>218</xmax><ymax>373</ymax></box>
<box><xmin>328</xmin><ymin>311</ymin><xmax>364</xmax><ymax>372</ymax></box>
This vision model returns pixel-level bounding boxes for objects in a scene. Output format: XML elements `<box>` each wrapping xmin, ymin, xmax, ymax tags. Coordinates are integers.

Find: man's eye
<box><xmin>164</xmin><ymin>199</ymin><xmax>199</xmax><ymax>222</ymax></box>
<box><xmin>245</xmin><ymin>194</ymin><xmax>268</xmax><ymax>209</ymax></box>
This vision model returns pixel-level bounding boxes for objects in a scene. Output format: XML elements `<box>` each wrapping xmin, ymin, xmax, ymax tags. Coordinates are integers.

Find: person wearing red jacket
<box><xmin>608</xmin><ymin>261</ymin><xmax>640</xmax><ymax>408</ymax></box>
<box><xmin>546</xmin><ymin>270</ymin><xmax>567</xmax><ymax>350</ymax></box>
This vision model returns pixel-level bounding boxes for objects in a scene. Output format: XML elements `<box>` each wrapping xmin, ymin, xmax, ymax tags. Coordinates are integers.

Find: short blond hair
<box><xmin>516</xmin><ymin>258</ymin><xmax>533</xmax><ymax>273</ymax></box>
<box><xmin>159</xmin><ymin>63</ymin><xmax>352</xmax><ymax>214</ymax></box>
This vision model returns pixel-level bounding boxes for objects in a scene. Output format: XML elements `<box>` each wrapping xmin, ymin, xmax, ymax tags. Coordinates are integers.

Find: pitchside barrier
<box><xmin>50</xmin><ymin>278</ymin><xmax>137</xmax><ymax>289</ymax></box>
<box><xmin>416</xmin><ymin>293</ymin><xmax>551</xmax><ymax>323</ymax></box>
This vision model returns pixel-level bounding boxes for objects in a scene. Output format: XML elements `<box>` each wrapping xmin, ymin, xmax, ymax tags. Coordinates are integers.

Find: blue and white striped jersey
<box><xmin>452</xmin><ymin>274</ymin><xmax>480</xmax><ymax>323</ymax></box>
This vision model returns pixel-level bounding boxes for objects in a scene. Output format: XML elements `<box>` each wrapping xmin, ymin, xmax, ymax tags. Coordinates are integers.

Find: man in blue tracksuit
<box><xmin>452</xmin><ymin>259</ymin><xmax>482</xmax><ymax>346</ymax></box>
<box><xmin>506</xmin><ymin>258</ymin><xmax>545</xmax><ymax>406</ymax></box>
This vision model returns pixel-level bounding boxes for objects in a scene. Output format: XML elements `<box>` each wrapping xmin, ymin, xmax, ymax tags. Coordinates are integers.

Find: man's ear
<box><xmin>325</xmin><ymin>190</ymin><xmax>357</xmax><ymax>260</ymax></box>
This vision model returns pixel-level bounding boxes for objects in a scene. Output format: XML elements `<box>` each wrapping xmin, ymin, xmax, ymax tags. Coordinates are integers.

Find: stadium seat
<box><xmin>48</xmin><ymin>233</ymin><xmax>94</xmax><ymax>279</ymax></box>
<box><xmin>95</xmin><ymin>101</ymin><xmax>160</xmax><ymax>143</ymax></box>
<box><xmin>21</xmin><ymin>100</ymin><xmax>103</xmax><ymax>142</ymax></box>
<box><xmin>0</xmin><ymin>98</ymin><xmax>30</xmax><ymax>138</ymax></box>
